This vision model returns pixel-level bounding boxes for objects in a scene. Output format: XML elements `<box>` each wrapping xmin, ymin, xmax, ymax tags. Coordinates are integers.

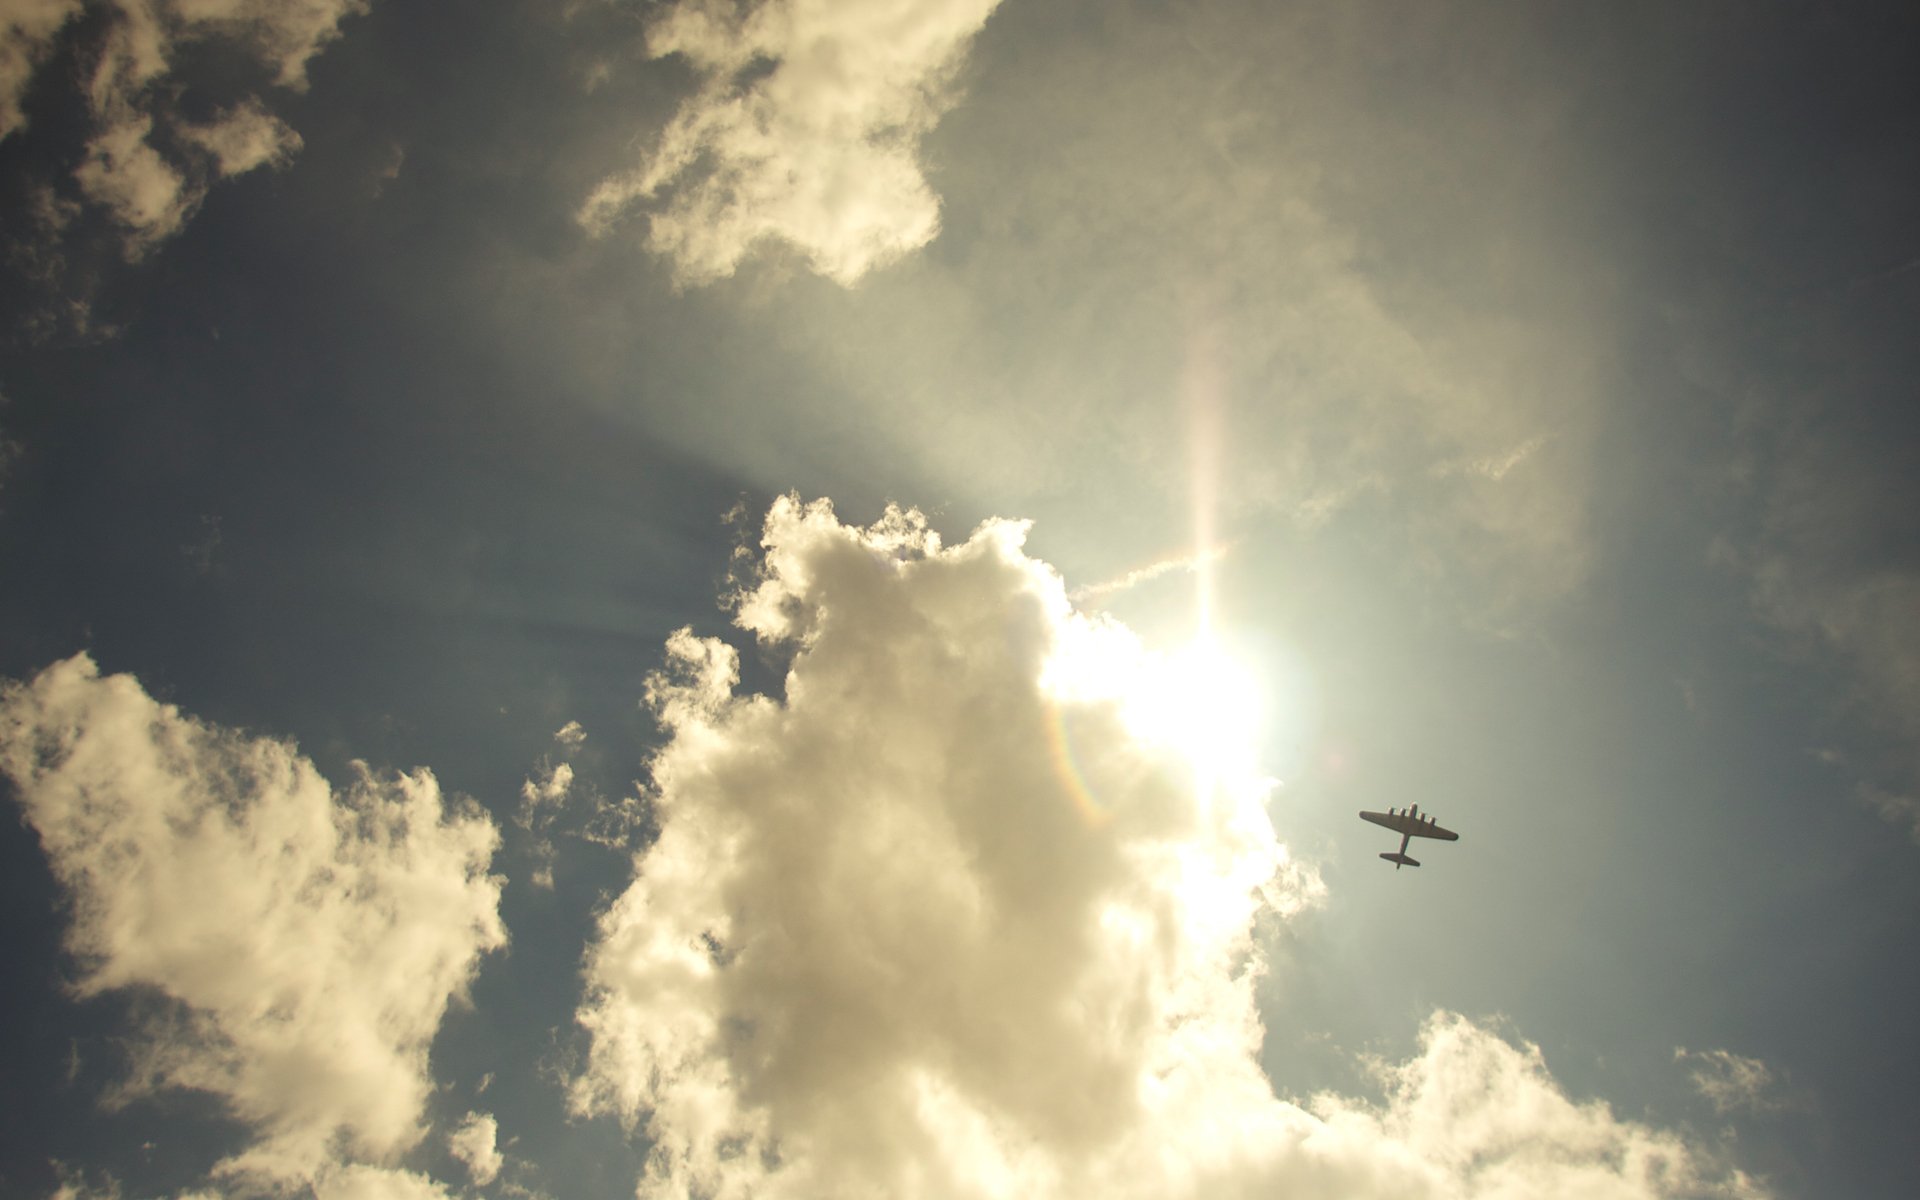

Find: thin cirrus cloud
<box><xmin>569</xmin><ymin>497</ymin><xmax>1760</xmax><ymax>1199</ymax></box>
<box><xmin>0</xmin><ymin>654</ymin><xmax>506</xmax><ymax>1193</ymax></box>
<box><xmin>579</xmin><ymin>0</ymin><xmax>1006</xmax><ymax>286</ymax></box>
<box><xmin>1675</xmin><ymin>1048</ymin><xmax>1785</xmax><ymax>1118</ymax></box>
<box><xmin>4</xmin><ymin>0</ymin><xmax>365</xmax><ymax>256</ymax></box>
<box><xmin>1711</xmin><ymin>415</ymin><xmax>1920</xmax><ymax>841</ymax></box>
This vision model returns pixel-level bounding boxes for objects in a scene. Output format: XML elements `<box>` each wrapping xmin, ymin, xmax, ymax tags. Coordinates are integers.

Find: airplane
<box><xmin>1358</xmin><ymin>804</ymin><xmax>1459</xmax><ymax>869</ymax></box>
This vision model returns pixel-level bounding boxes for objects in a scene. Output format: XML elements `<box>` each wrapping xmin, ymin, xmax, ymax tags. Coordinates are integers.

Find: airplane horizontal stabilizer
<box><xmin>1380</xmin><ymin>852</ymin><xmax>1420</xmax><ymax>868</ymax></box>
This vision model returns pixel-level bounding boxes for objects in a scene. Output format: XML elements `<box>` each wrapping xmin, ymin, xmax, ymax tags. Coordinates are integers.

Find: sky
<box><xmin>1</xmin><ymin>1</ymin><xmax>1917</xmax><ymax>1197</ymax></box>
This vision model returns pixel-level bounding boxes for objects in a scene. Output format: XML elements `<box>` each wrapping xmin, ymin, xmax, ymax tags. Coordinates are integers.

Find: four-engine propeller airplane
<box><xmin>1359</xmin><ymin>804</ymin><xmax>1459</xmax><ymax>869</ymax></box>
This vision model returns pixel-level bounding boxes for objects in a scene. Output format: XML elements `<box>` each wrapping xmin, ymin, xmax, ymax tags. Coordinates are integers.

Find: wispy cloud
<box><xmin>1069</xmin><ymin>543</ymin><xmax>1233</xmax><ymax>605</ymax></box>
<box><xmin>1718</xmin><ymin>428</ymin><xmax>1920</xmax><ymax>842</ymax></box>
<box><xmin>570</xmin><ymin>497</ymin><xmax>1759</xmax><ymax>1199</ymax></box>
<box><xmin>1675</xmin><ymin>1047</ymin><xmax>1787</xmax><ymax>1117</ymax></box>
<box><xmin>1431</xmin><ymin>434</ymin><xmax>1551</xmax><ymax>482</ymax></box>
<box><xmin>0</xmin><ymin>654</ymin><xmax>506</xmax><ymax>1191</ymax></box>
<box><xmin>579</xmin><ymin>0</ymin><xmax>1006</xmax><ymax>286</ymax></box>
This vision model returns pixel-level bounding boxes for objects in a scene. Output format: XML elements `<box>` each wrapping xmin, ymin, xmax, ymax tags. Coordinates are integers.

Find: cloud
<box><xmin>0</xmin><ymin>654</ymin><xmax>507</xmax><ymax>1189</ymax></box>
<box><xmin>518</xmin><ymin>758</ymin><xmax>576</xmax><ymax>889</ymax></box>
<box><xmin>1674</xmin><ymin>1047</ymin><xmax>1784</xmax><ymax>1117</ymax></box>
<box><xmin>180</xmin><ymin>97</ymin><xmax>304</xmax><ymax>177</ymax></box>
<box><xmin>570</xmin><ymin>497</ymin><xmax>1760</xmax><ymax>1199</ymax></box>
<box><xmin>1716</xmin><ymin>416</ymin><xmax>1920</xmax><ymax>841</ymax></box>
<box><xmin>521</xmin><ymin>760</ymin><xmax>575</xmax><ymax>811</ymax></box>
<box><xmin>0</xmin><ymin>0</ymin><xmax>81</xmax><ymax>140</ymax></box>
<box><xmin>166</xmin><ymin>0</ymin><xmax>370</xmax><ymax>90</ymax></box>
<box><xmin>1431</xmin><ymin>435</ymin><xmax>1551</xmax><ymax>483</ymax></box>
<box><xmin>448</xmin><ymin>1112</ymin><xmax>504</xmax><ymax>1187</ymax></box>
<box><xmin>1068</xmin><ymin>543</ymin><xmax>1233</xmax><ymax>606</ymax></box>
<box><xmin>1293</xmin><ymin>1016</ymin><xmax>1769</xmax><ymax>1198</ymax></box>
<box><xmin>310</xmin><ymin>1165</ymin><xmax>458</xmax><ymax>1200</ymax></box>
<box><xmin>73</xmin><ymin>114</ymin><xmax>202</xmax><ymax>251</ymax></box>
<box><xmin>518</xmin><ymin>727</ymin><xmax>640</xmax><ymax>887</ymax></box>
<box><xmin>579</xmin><ymin>0</ymin><xmax>1006</xmax><ymax>286</ymax></box>
<box><xmin>4</xmin><ymin>0</ymin><xmax>362</xmax><ymax>261</ymax></box>
<box><xmin>635</xmin><ymin>7</ymin><xmax>1615</xmax><ymax>629</ymax></box>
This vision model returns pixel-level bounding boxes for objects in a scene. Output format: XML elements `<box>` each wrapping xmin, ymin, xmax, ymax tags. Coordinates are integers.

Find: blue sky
<box><xmin>3</xmin><ymin>2</ymin><xmax>1918</xmax><ymax>1197</ymax></box>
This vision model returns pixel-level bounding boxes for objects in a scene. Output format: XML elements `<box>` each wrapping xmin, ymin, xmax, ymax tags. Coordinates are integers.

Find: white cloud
<box><xmin>570</xmin><ymin>497</ymin><xmax>1760</xmax><ymax>1200</ymax></box>
<box><xmin>521</xmin><ymin>760</ymin><xmax>575</xmax><ymax>811</ymax></box>
<box><xmin>580</xmin><ymin>0</ymin><xmax>1006</xmax><ymax>286</ymax></box>
<box><xmin>4</xmin><ymin>0</ymin><xmax>363</xmax><ymax>257</ymax></box>
<box><xmin>1291</xmin><ymin>1016</ymin><xmax>1768</xmax><ymax>1198</ymax></box>
<box><xmin>73</xmin><ymin>115</ymin><xmax>201</xmax><ymax>254</ymax></box>
<box><xmin>553</xmin><ymin>720</ymin><xmax>587</xmax><ymax>751</ymax></box>
<box><xmin>0</xmin><ymin>0</ymin><xmax>81</xmax><ymax>139</ymax></box>
<box><xmin>518</xmin><ymin>759</ymin><xmax>575</xmax><ymax>888</ymax></box>
<box><xmin>1068</xmin><ymin>543</ymin><xmax>1233</xmax><ymax>606</ymax></box>
<box><xmin>448</xmin><ymin>1112</ymin><xmax>504</xmax><ymax>1187</ymax></box>
<box><xmin>654</xmin><ymin>9</ymin><xmax>1613</xmax><ymax>630</ymax></box>
<box><xmin>165</xmin><ymin>0</ymin><xmax>369</xmax><ymax>90</ymax></box>
<box><xmin>310</xmin><ymin>1164</ymin><xmax>459</xmax><ymax>1200</ymax></box>
<box><xmin>0</xmin><ymin>654</ymin><xmax>507</xmax><ymax>1189</ymax></box>
<box><xmin>1675</xmin><ymin>1047</ymin><xmax>1783</xmax><ymax>1117</ymax></box>
<box><xmin>180</xmin><ymin>97</ymin><xmax>303</xmax><ymax>177</ymax></box>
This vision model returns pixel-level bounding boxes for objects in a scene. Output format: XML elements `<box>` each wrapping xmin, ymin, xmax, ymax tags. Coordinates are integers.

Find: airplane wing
<box><xmin>1358</xmin><ymin>810</ymin><xmax>1460</xmax><ymax>841</ymax></box>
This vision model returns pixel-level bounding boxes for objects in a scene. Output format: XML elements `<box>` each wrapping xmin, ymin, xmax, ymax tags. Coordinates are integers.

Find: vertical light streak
<box><xmin>1186</xmin><ymin>316</ymin><xmax>1223</xmax><ymax>645</ymax></box>
<box><xmin>1185</xmin><ymin>309</ymin><xmax>1225</xmax><ymax>803</ymax></box>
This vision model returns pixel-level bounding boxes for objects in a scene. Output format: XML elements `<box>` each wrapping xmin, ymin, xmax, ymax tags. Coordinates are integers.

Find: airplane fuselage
<box><xmin>1358</xmin><ymin>803</ymin><xmax>1459</xmax><ymax>869</ymax></box>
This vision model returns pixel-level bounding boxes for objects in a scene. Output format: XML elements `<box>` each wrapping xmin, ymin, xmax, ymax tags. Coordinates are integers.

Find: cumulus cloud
<box><xmin>553</xmin><ymin>719</ymin><xmax>587</xmax><ymax>751</ymax></box>
<box><xmin>168</xmin><ymin>0</ymin><xmax>370</xmax><ymax>90</ymax></box>
<box><xmin>448</xmin><ymin>1112</ymin><xmax>504</xmax><ymax>1187</ymax></box>
<box><xmin>570</xmin><ymin>497</ymin><xmax>1759</xmax><ymax>1199</ymax></box>
<box><xmin>73</xmin><ymin>114</ymin><xmax>201</xmax><ymax>251</ymax></box>
<box><xmin>1295</xmin><ymin>1016</ymin><xmax>1769</xmax><ymax>1198</ymax></box>
<box><xmin>0</xmin><ymin>654</ymin><xmax>507</xmax><ymax>1189</ymax></box>
<box><xmin>653</xmin><ymin>8</ymin><xmax>1614</xmax><ymax>631</ymax></box>
<box><xmin>180</xmin><ymin>97</ymin><xmax>304</xmax><ymax>177</ymax></box>
<box><xmin>521</xmin><ymin>760</ymin><xmax>575</xmax><ymax>811</ymax></box>
<box><xmin>3</xmin><ymin>0</ymin><xmax>363</xmax><ymax>258</ymax></box>
<box><xmin>0</xmin><ymin>0</ymin><xmax>81</xmax><ymax>139</ymax></box>
<box><xmin>310</xmin><ymin>1164</ymin><xmax>458</xmax><ymax>1200</ymax></box>
<box><xmin>579</xmin><ymin>0</ymin><xmax>1006</xmax><ymax>286</ymax></box>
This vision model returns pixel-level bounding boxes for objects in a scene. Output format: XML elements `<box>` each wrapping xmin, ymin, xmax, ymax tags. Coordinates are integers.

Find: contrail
<box><xmin>1070</xmin><ymin>543</ymin><xmax>1235</xmax><ymax>605</ymax></box>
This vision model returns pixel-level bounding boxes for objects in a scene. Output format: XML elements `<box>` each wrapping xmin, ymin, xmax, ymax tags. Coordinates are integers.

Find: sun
<box><xmin>1122</xmin><ymin>633</ymin><xmax>1266</xmax><ymax>793</ymax></box>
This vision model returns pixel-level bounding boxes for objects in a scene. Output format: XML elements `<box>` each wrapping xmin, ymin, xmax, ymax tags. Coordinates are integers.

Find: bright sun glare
<box><xmin>1123</xmin><ymin>635</ymin><xmax>1266</xmax><ymax>789</ymax></box>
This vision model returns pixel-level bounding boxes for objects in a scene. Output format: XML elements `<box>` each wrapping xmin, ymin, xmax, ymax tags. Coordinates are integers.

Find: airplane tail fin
<box><xmin>1380</xmin><ymin>852</ymin><xmax>1420</xmax><ymax>869</ymax></box>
